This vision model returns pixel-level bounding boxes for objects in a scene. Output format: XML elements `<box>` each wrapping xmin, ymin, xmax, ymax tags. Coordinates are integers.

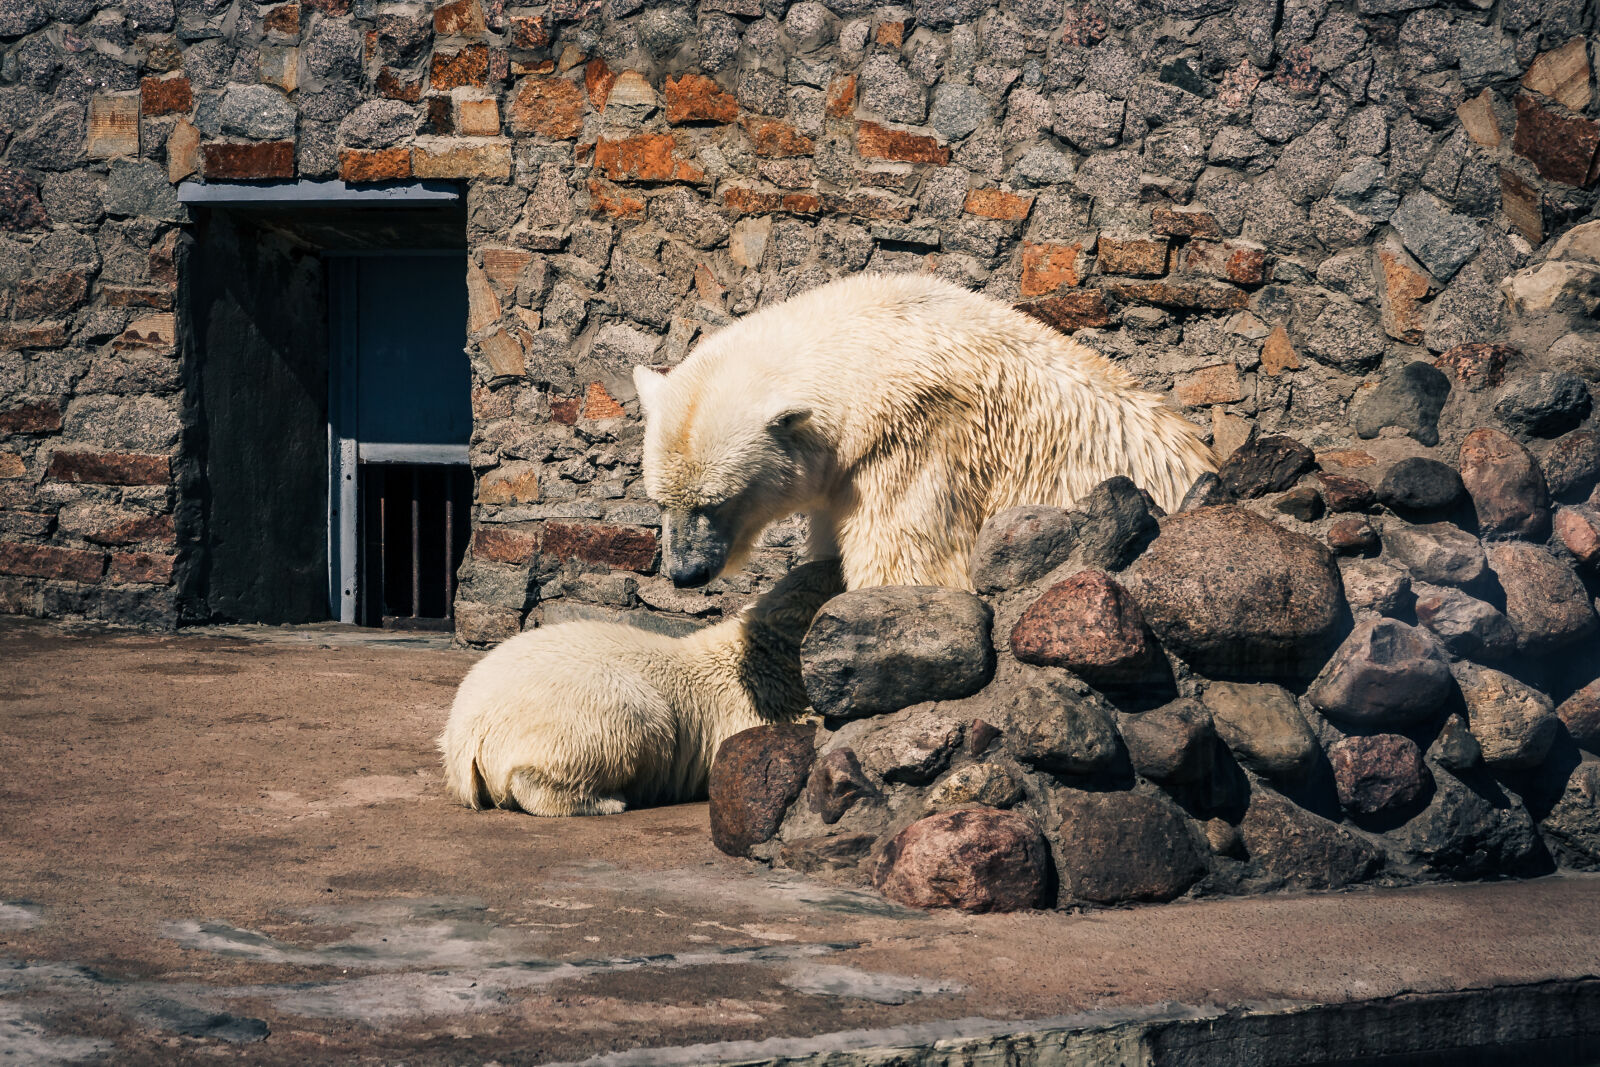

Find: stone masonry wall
<box><xmin>0</xmin><ymin>0</ymin><xmax>1597</xmax><ymax>635</ymax></box>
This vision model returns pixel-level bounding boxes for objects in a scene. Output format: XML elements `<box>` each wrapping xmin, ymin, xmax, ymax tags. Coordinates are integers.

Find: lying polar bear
<box><xmin>439</xmin><ymin>560</ymin><xmax>842</xmax><ymax>816</ymax></box>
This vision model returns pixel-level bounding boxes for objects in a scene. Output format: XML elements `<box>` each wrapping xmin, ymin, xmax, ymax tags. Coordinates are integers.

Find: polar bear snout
<box><xmin>662</xmin><ymin>508</ymin><xmax>732</xmax><ymax>587</ymax></box>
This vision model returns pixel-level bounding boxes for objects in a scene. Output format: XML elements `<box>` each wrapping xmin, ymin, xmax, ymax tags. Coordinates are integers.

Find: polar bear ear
<box><xmin>632</xmin><ymin>365</ymin><xmax>667</xmax><ymax>416</ymax></box>
<box><xmin>767</xmin><ymin>407</ymin><xmax>812</xmax><ymax>434</ymax></box>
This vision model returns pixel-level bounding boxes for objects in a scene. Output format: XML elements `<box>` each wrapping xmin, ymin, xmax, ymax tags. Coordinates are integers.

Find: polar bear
<box><xmin>438</xmin><ymin>560</ymin><xmax>842</xmax><ymax>816</ymax></box>
<box><xmin>633</xmin><ymin>272</ymin><xmax>1216</xmax><ymax>591</ymax></box>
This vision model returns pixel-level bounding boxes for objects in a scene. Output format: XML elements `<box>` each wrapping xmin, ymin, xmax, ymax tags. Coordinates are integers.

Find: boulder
<box><xmin>1327</xmin><ymin>518</ymin><xmax>1379</xmax><ymax>556</ymax></box>
<box><xmin>991</xmin><ymin>674</ymin><xmax>1126</xmax><ymax>777</ymax></box>
<box><xmin>1554</xmin><ymin>506</ymin><xmax>1600</xmax><ymax>567</ymax></box>
<box><xmin>1328</xmin><ymin>734</ymin><xmax>1431</xmax><ymax>817</ymax></box>
<box><xmin>1539</xmin><ymin>760</ymin><xmax>1600</xmax><ymax>870</ymax></box>
<box><xmin>1070</xmin><ymin>476</ymin><xmax>1160</xmax><ymax>570</ymax></box>
<box><xmin>855</xmin><ymin>707</ymin><xmax>965</xmax><ymax>784</ymax></box>
<box><xmin>1053</xmin><ymin>790</ymin><xmax>1208</xmax><ymax>904</ymax></box>
<box><xmin>1306</xmin><ymin>618</ymin><xmax>1453</xmax><ymax>728</ymax></box>
<box><xmin>805</xmin><ymin>749</ymin><xmax>880</xmax><ymax>825</ymax></box>
<box><xmin>1119</xmin><ymin>699</ymin><xmax>1216</xmax><ymax>784</ymax></box>
<box><xmin>1178</xmin><ymin>471</ymin><xmax>1228</xmax><ymax>510</ymax></box>
<box><xmin>1200</xmin><ymin>681</ymin><xmax>1320</xmax><ymax>783</ymax></box>
<box><xmin>1317</xmin><ymin>472</ymin><xmax>1377</xmax><ymax>513</ymax></box>
<box><xmin>1557</xmin><ymin>679</ymin><xmax>1600</xmax><ymax>753</ymax></box>
<box><xmin>968</xmin><ymin>506</ymin><xmax>1078</xmax><ymax>594</ymax></box>
<box><xmin>1339</xmin><ymin>558</ymin><xmax>1411</xmax><ymax>616</ymax></box>
<box><xmin>1391</xmin><ymin>770</ymin><xmax>1548</xmax><ymax>879</ymax></box>
<box><xmin>1121</xmin><ymin>507</ymin><xmax>1347</xmax><ymax>678</ymax></box>
<box><xmin>1494</xmin><ymin>372</ymin><xmax>1593</xmax><ymax>438</ymax></box>
<box><xmin>1487</xmin><ymin>542</ymin><xmax>1599</xmax><ymax>655</ymax></box>
<box><xmin>1380</xmin><ymin>522</ymin><xmax>1487</xmax><ymax>587</ymax></box>
<box><xmin>1274</xmin><ymin>485</ymin><xmax>1324</xmax><ymax>522</ymax></box>
<box><xmin>875</xmin><ymin>809</ymin><xmax>1053</xmax><ymax>912</ymax></box>
<box><xmin>801</xmin><ymin>587</ymin><xmax>994</xmax><ymax>719</ymax></box>
<box><xmin>1237</xmin><ymin>789</ymin><xmax>1384</xmax><ymax>890</ymax></box>
<box><xmin>1217</xmin><ymin>434</ymin><xmax>1317</xmax><ymax>499</ymax></box>
<box><xmin>709</xmin><ymin>724</ymin><xmax>817</xmax><ymax>857</ymax></box>
<box><xmin>1542</xmin><ymin>431</ymin><xmax>1600</xmax><ymax>500</ymax></box>
<box><xmin>1412</xmin><ymin>582</ymin><xmax>1517</xmax><ymax>660</ymax></box>
<box><xmin>1458</xmin><ymin>428</ymin><xmax>1552</xmax><ymax>541</ymax></box>
<box><xmin>1352</xmin><ymin>362</ymin><xmax>1451</xmax><ymax>447</ymax></box>
<box><xmin>1376</xmin><ymin>458</ymin><xmax>1465</xmax><ymax>513</ymax></box>
<box><xmin>1428</xmin><ymin>713</ymin><xmax>1483</xmax><ymax>772</ymax></box>
<box><xmin>1453</xmin><ymin>662</ymin><xmax>1560</xmax><ymax>771</ymax></box>
<box><xmin>1009</xmin><ymin>570</ymin><xmax>1167</xmax><ymax>688</ymax></box>
<box><xmin>927</xmin><ymin>762</ymin><xmax>1026</xmax><ymax>808</ymax></box>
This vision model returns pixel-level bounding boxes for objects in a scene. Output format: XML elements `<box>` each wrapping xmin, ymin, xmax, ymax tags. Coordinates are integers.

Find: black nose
<box><xmin>669</xmin><ymin>561</ymin><xmax>713</xmax><ymax>588</ymax></box>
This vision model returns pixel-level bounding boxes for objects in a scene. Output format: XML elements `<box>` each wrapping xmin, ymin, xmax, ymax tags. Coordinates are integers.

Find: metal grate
<box><xmin>359</xmin><ymin>463</ymin><xmax>472</xmax><ymax>629</ymax></box>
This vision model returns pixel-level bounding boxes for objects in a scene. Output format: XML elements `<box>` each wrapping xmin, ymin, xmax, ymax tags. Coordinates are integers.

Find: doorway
<box><xmin>328</xmin><ymin>254</ymin><xmax>471</xmax><ymax>629</ymax></box>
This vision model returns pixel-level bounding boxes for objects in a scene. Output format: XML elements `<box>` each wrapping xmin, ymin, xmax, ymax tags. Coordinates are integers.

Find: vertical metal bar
<box><xmin>410</xmin><ymin>466</ymin><xmax>422</xmax><ymax>619</ymax></box>
<box><xmin>443</xmin><ymin>472</ymin><xmax>455</xmax><ymax>619</ymax></box>
<box><xmin>377</xmin><ymin>476</ymin><xmax>387</xmax><ymax>623</ymax></box>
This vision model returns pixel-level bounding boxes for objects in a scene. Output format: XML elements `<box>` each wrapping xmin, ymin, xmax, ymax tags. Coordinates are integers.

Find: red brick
<box><xmin>0</xmin><ymin>322</ymin><xmax>70</xmax><ymax>349</ymax></box>
<box><xmin>1512</xmin><ymin>91</ymin><xmax>1600</xmax><ymax>187</ymax></box>
<box><xmin>964</xmin><ymin>188</ymin><xmax>1033</xmax><ymax>221</ymax></box>
<box><xmin>0</xmin><ymin>167</ymin><xmax>49</xmax><ymax>231</ymax></box>
<box><xmin>1060</xmin><ymin>4</ymin><xmax>1108</xmax><ymax>46</ymax></box>
<box><xmin>377</xmin><ymin>67</ymin><xmax>424</xmax><ymax>102</ymax></box>
<box><xmin>664</xmin><ymin>73</ymin><xmax>738</xmax><ymax>124</ymax></box>
<box><xmin>826</xmin><ymin>74</ymin><xmax>856</xmax><ymax>118</ymax></box>
<box><xmin>83</xmin><ymin>513</ymin><xmax>174</xmax><ymax>545</ymax></box>
<box><xmin>509</xmin><ymin>76</ymin><xmax>585</xmax><ymax>138</ymax></box>
<box><xmin>431</xmin><ymin>45</ymin><xmax>489</xmax><ymax>91</ymax></box>
<box><xmin>1179</xmin><ymin>240</ymin><xmax>1267</xmax><ymax>285</ymax></box>
<box><xmin>745</xmin><ymin>117</ymin><xmax>814</xmax><ymax>158</ymax></box>
<box><xmin>1100</xmin><ymin>278</ymin><xmax>1249</xmax><ymax>311</ymax></box>
<box><xmin>202</xmin><ymin>142</ymin><xmax>295</xmax><ymax>180</ymax></box>
<box><xmin>140</xmin><ymin>75</ymin><xmax>192</xmax><ymax>116</ymax></box>
<box><xmin>585</xmin><ymin>58</ymin><xmax>617</xmax><ymax>112</ymax></box>
<box><xmin>549</xmin><ymin>395</ymin><xmax>582</xmax><ymax>424</ymax></box>
<box><xmin>1500</xmin><ymin>168</ymin><xmax>1543</xmax><ymax>244</ymax></box>
<box><xmin>542</xmin><ymin>522</ymin><xmax>657</xmax><ymax>571</ymax></box>
<box><xmin>588</xmin><ymin>178</ymin><xmax>646</xmax><ymax>218</ymax></box>
<box><xmin>101</xmin><ymin>286</ymin><xmax>173</xmax><ymax>309</ymax></box>
<box><xmin>15</xmin><ymin>272</ymin><xmax>90</xmax><ymax>318</ymax></box>
<box><xmin>434</xmin><ymin>0</ymin><xmax>485</xmax><ymax>35</ymax></box>
<box><xmin>722</xmin><ymin>187</ymin><xmax>822</xmax><ymax>215</ymax></box>
<box><xmin>1017</xmin><ymin>290</ymin><xmax>1112</xmax><ymax>331</ymax></box>
<box><xmin>262</xmin><ymin>2</ymin><xmax>299</xmax><ymax>35</ymax></box>
<box><xmin>0</xmin><ymin>542</ymin><xmax>104</xmax><ymax>583</ymax></box>
<box><xmin>856</xmin><ymin>121</ymin><xmax>949</xmax><ymax>164</ymax></box>
<box><xmin>1098</xmin><ymin>236</ymin><xmax>1170</xmax><ymax>277</ymax></box>
<box><xmin>473</xmin><ymin>525</ymin><xmax>540</xmax><ymax>564</ymax></box>
<box><xmin>1151</xmin><ymin>206</ymin><xmax>1222</xmax><ymax>238</ymax></box>
<box><xmin>47</xmin><ymin>451</ymin><xmax>170</xmax><ymax>486</ymax></box>
<box><xmin>510</xmin><ymin>14</ymin><xmax>549</xmax><ymax>48</ymax></box>
<box><xmin>108</xmin><ymin>551</ymin><xmax>175</xmax><ymax>584</ymax></box>
<box><xmin>1020</xmin><ymin>241</ymin><xmax>1084</xmax><ymax>297</ymax></box>
<box><xmin>1260</xmin><ymin>324</ymin><xmax>1301</xmax><ymax>375</ymax></box>
<box><xmin>340</xmin><ymin>147</ymin><xmax>412</xmax><ymax>183</ymax></box>
<box><xmin>593</xmin><ymin>133</ymin><xmax>704</xmax><ymax>183</ymax></box>
<box><xmin>0</xmin><ymin>400</ymin><xmax>63</xmax><ymax>435</ymax></box>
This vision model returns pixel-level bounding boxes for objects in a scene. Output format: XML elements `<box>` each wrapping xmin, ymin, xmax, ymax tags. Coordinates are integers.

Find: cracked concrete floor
<box><xmin>3</xmin><ymin>616</ymin><xmax>1599</xmax><ymax>1066</ymax></box>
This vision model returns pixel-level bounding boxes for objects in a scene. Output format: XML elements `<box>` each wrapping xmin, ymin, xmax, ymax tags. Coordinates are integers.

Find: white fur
<box><xmin>634</xmin><ymin>272</ymin><xmax>1217</xmax><ymax>591</ymax></box>
<box><xmin>438</xmin><ymin>561</ymin><xmax>841</xmax><ymax>816</ymax></box>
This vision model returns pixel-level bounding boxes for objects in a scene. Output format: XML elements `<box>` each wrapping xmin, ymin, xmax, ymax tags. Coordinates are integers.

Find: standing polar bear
<box><xmin>634</xmin><ymin>272</ymin><xmax>1216</xmax><ymax>591</ymax></box>
<box><xmin>439</xmin><ymin>560</ymin><xmax>842</xmax><ymax>816</ymax></box>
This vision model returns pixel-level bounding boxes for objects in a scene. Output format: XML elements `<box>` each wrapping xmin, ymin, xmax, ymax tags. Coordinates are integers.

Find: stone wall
<box><xmin>0</xmin><ymin>0</ymin><xmax>1597</xmax><ymax>634</ymax></box>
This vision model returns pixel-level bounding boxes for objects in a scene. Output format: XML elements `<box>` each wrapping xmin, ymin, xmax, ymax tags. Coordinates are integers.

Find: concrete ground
<box><xmin>2</xmin><ymin>616</ymin><xmax>1599</xmax><ymax>1067</ymax></box>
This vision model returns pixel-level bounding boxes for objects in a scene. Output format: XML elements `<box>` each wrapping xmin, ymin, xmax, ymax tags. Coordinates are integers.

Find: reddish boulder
<box><xmin>709</xmin><ymin>724</ymin><xmax>816</xmax><ymax>857</ymax></box>
<box><xmin>1307</xmin><ymin>618</ymin><xmax>1453</xmax><ymax>728</ymax></box>
<box><xmin>1329</xmin><ymin>734</ymin><xmax>1431</xmax><ymax>817</ymax></box>
<box><xmin>1487</xmin><ymin>542</ymin><xmax>1598</xmax><ymax>654</ymax></box>
<box><xmin>1558</xmin><ymin>679</ymin><xmax>1600</xmax><ymax>754</ymax></box>
<box><xmin>1458</xmin><ymin>428</ymin><xmax>1551</xmax><ymax>541</ymax></box>
<box><xmin>1009</xmin><ymin>570</ymin><xmax>1166</xmax><ymax>688</ymax></box>
<box><xmin>875</xmin><ymin>809</ymin><xmax>1053</xmax><ymax>912</ymax></box>
<box><xmin>1054</xmin><ymin>790</ymin><xmax>1207</xmax><ymax>904</ymax></box>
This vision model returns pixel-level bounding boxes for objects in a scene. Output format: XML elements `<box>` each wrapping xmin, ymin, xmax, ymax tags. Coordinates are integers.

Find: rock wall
<box><xmin>0</xmin><ymin>0</ymin><xmax>1597</xmax><ymax>635</ymax></box>
<box><xmin>710</xmin><ymin>456</ymin><xmax>1600</xmax><ymax>911</ymax></box>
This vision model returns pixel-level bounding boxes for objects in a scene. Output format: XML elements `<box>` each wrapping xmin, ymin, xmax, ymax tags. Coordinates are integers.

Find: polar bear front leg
<box><xmin>506</xmin><ymin>768</ymin><xmax>628</xmax><ymax>817</ymax></box>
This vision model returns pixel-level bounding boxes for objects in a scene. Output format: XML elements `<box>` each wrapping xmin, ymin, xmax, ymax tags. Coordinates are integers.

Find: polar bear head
<box><xmin>633</xmin><ymin>360</ymin><xmax>820</xmax><ymax>587</ymax></box>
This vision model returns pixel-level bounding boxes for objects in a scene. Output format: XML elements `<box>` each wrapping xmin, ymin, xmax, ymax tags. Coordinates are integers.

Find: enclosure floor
<box><xmin>3</xmin><ymin>615</ymin><xmax>1598</xmax><ymax>1066</ymax></box>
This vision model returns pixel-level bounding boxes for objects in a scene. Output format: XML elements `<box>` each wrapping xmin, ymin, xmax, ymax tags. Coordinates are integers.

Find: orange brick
<box><xmin>1017</xmin><ymin>291</ymin><xmax>1111</xmax><ymax>332</ymax></box>
<box><xmin>582</xmin><ymin>382</ymin><xmax>626</xmax><ymax>419</ymax></box>
<box><xmin>434</xmin><ymin>0</ymin><xmax>484</xmax><ymax>35</ymax></box>
<box><xmin>1260</xmin><ymin>325</ymin><xmax>1301</xmax><ymax>375</ymax></box>
<box><xmin>509</xmin><ymin>76</ymin><xmax>584</xmax><ymax>138</ymax></box>
<box><xmin>856</xmin><ymin>121</ymin><xmax>949</xmax><ymax>164</ymax></box>
<box><xmin>745</xmin><ymin>117</ymin><xmax>814</xmax><ymax>158</ymax></box>
<box><xmin>722</xmin><ymin>187</ymin><xmax>821</xmax><ymax>215</ymax></box>
<box><xmin>1098</xmin><ymin>236</ymin><xmax>1170</xmax><ymax>276</ymax></box>
<box><xmin>430</xmin><ymin>45</ymin><xmax>488</xmax><ymax>91</ymax></box>
<box><xmin>339</xmin><ymin>147</ymin><xmax>411</xmax><ymax>182</ymax></box>
<box><xmin>665</xmin><ymin>73</ymin><xmax>738</xmax><ymax>124</ymax></box>
<box><xmin>510</xmin><ymin>14</ymin><xmax>548</xmax><ymax>48</ymax></box>
<box><xmin>593</xmin><ymin>133</ymin><xmax>704</xmax><ymax>183</ymax></box>
<box><xmin>377</xmin><ymin>67</ymin><xmax>423</xmax><ymax>101</ymax></box>
<box><xmin>588</xmin><ymin>178</ymin><xmax>646</xmax><ymax>218</ymax></box>
<box><xmin>964</xmin><ymin>188</ymin><xmax>1033</xmax><ymax>221</ymax></box>
<box><xmin>826</xmin><ymin>74</ymin><xmax>856</xmax><ymax>118</ymax></box>
<box><xmin>457</xmin><ymin>98</ymin><xmax>501</xmax><ymax>136</ymax></box>
<box><xmin>585</xmin><ymin>57</ymin><xmax>617</xmax><ymax>112</ymax></box>
<box><xmin>1020</xmin><ymin>242</ymin><xmax>1083</xmax><ymax>297</ymax></box>
<box><xmin>876</xmin><ymin>20</ymin><xmax>904</xmax><ymax>48</ymax></box>
<box><xmin>1174</xmin><ymin>364</ymin><xmax>1244</xmax><ymax>407</ymax></box>
<box><xmin>473</xmin><ymin>526</ymin><xmax>540</xmax><ymax>564</ymax></box>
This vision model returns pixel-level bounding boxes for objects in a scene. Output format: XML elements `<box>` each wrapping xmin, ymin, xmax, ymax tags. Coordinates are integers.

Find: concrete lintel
<box><xmin>177</xmin><ymin>179</ymin><xmax>462</xmax><ymax>205</ymax></box>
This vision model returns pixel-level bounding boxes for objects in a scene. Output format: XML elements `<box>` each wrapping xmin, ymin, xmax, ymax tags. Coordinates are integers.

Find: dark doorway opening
<box><xmin>361</xmin><ymin>464</ymin><xmax>473</xmax><ymax>628</ymax></box>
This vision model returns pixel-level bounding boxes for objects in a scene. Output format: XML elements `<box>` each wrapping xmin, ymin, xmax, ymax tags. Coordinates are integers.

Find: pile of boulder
<box><xmin>707</xmin><ymin>415</ymin><xmax>1600</xmax><ymax>911</ymax></box>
